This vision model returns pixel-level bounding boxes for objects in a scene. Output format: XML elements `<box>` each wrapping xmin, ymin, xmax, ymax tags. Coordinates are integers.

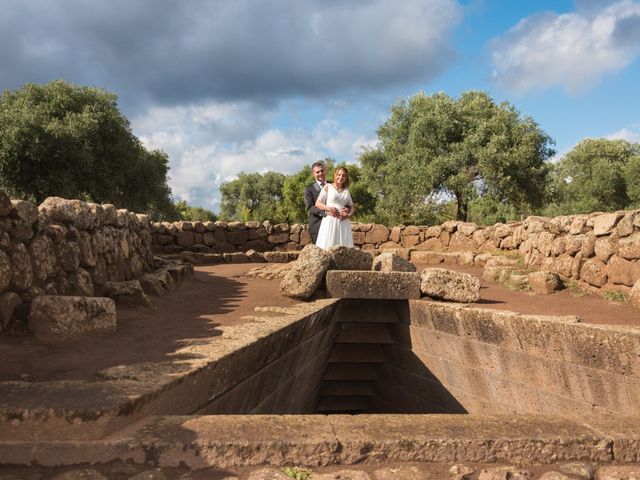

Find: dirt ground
<box><xmin>0</xmin><ymin>262</ymin><xmax>638</xmax><ymax>383</ymax></box>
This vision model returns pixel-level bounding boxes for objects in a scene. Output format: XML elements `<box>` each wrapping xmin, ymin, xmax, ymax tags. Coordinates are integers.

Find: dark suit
<box><xmin>304</xmin><ymin>181</ymin><xmax>325</xmax><ymax>244</ymax></box>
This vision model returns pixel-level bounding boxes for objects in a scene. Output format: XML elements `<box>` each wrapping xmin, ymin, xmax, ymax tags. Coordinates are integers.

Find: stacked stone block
<box><xmin>0</xmin><ymin>190</ymin><xmax>156</xmax><ymax>332</ymax></box>
<box><xmin>152</xmin><ymin>209</ymin><xmax>640</xmax><ymax>297</ymax></box>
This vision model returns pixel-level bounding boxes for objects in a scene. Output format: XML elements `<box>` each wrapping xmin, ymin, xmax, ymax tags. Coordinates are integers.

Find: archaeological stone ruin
<box><xmin>1</xmin><ymin>189</ymin><xmax>640</xmax><ymax>478</ymax></box>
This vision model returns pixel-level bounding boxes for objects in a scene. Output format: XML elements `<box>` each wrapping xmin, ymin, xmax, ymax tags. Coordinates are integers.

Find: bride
<box><xmin>314</xmin><ymin>166</ymin><xmax>354</xmax><ymax>249</ymax></box>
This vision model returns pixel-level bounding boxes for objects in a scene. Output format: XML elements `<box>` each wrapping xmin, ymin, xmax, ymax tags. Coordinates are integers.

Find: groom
<box><xmin>304</xmin><ymin>161</ymin><xmax>328</xmax><ymax>244</ymax></box>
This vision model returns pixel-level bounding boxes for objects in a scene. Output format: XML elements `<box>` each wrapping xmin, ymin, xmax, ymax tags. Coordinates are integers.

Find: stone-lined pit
<box><xmin>2</xmin><ymin>294</ymin><xmax>640</xmax><ymax>468</ymax></box>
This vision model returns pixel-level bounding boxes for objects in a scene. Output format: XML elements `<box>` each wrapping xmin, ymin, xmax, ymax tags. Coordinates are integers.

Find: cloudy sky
<box><xmin>2</xmin><ymin>0</ymin><xmax>639</xmax><ymax>211</ymax></box>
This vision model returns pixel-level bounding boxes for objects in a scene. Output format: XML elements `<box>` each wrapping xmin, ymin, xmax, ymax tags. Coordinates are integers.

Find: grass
<box><xmin>565</xmin><ymin>280</ymin><xmax>588</xmax><ymax>297</ymax></box>
<box><xmin>282</xmin><ymin>467</ymin><xmax>312</xmax><ymax>480</ymax></box>
<box><xmin>603</xmin><ymin>291</ymin><xmax>629</xmax><ymax>304</ymax></box>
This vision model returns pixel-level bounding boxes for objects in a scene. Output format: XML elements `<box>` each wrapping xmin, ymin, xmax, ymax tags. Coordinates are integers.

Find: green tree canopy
<box><xmin>221</xmin><ymin>159</ymin><xmax>376</xmax><ymax>224</ymax></box>
<box><xmin>219</xmin><ymin>171</ymin><xmax>287</xmax><ymax>222</ymax></box>
<box><xmin>360</xmin><ymin>91</ymin><xmax>555</xmax><ymax>223</ymax></box>
<box><xmin>174</xmin><ymin>200</ymin><xmax>217</xmax><ymax>222</ymax></box>
<box><xmin>547</xmin><ymin>138</ymin><xmax>640</xmax><ymax>214</ymax></box>
<box><xmin>0</xmin><ymin>80</ymin><xmax>174</xmax><ymax>216</ymax></box>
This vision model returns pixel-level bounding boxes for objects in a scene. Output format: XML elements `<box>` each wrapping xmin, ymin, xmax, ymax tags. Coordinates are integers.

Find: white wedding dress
<box><xmin>315</xmin><ymin>184</ymin><xmax>354</xmax><ymax>249</ymax></box>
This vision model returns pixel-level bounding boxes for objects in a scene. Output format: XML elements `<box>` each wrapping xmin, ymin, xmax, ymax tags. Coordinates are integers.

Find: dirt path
<box><xmin>0</xmin><ymin>262</ymin><xmax>637</xmax><ymax>382</ymax></box>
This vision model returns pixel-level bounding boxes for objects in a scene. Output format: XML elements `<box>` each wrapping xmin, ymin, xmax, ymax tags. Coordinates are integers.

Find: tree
<box><xmin>360</xmin><ymin>91</ymin><xmax>555</xmax><ymax>223</ymax></box>
<box><xmin>219</xmin><ymin>171</ymin><xmax>286</xmax><ymax>222</ymax></box>
<box><xmin>548</xmin><ymin>138</ymin><xmax>640</xmax><ymax>214</ymax></box>
<box><xmin>174</xmin><ymin>200</ymin><xmax>217</xmax><ymax>222</ymax></box>
<box><xmin>0</xmin><ymin>80</ymin><xmax>174</xmax><ymax>216</ymax></box>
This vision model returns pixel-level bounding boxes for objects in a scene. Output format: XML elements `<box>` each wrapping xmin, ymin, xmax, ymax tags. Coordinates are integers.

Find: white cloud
<box><xmin>489</xmin><ymin>1</ymin><xmax>640</xmax><ymax>94</ymax></box>
<box><xmin>133</xmin><ymin>102</ymin><xmax>377</xmax><ymax>211</ymax></box>
<box><xmin>607</xmin><ymin>124</ymin><xmax>640</xmax><ymax>142</ymax></box>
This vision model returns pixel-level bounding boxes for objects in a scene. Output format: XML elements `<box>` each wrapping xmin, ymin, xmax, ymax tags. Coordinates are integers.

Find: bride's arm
<box><xmin>315</xmin><ymin>185</ymin><xmax>338</xmax><ymax>216</ymax></box>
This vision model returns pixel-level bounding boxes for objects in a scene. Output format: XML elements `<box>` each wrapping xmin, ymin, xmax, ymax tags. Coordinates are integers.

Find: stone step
<box><xmin>320</xmin><ymin>381</ymin><xmax>375</xmax><ymax>397</ymax></box>
<box><xmin>334</xmin><ymin>323</ymin><xmax>392</xmax><ymax>344</ymax></box>
<box><xmin>329</xmin><ymin>344</ymin><xmax>385</xmax><ymax>363</ymax></box>
<box><xmin>323</xmin><ymin>363</ymin><xmax>379</xmax><ymax>381</ymax></box>
<box><xmin>316</xmin><ymin>396</ymin><xmax>371</xmax><ymax>413</ymax></box>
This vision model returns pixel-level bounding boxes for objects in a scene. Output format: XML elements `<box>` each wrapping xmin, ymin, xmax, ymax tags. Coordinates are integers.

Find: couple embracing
<box><xmin>303</xmin><ymin>161</ymin><xmax>355</xmax><ymax>250</ymax></box>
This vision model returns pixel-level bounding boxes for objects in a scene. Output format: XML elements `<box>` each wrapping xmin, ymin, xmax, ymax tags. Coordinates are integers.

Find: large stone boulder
<box><xmin>372</xmin><ymin>252</ymin><xmax>416</xmax><ymax>272</ymax></box>
<box><xmin>279</xmin><ymin>244</ymin><xmax>331</xmax><ymax>300</ymax></box>
<box><xmin>328</xmin><ymin>245</ymin><xmax>373</xmax><ymax>270</ymax></box>
<box><xmin>103</xmin><ymin>280</ymin><xmax>151</xmax><ymax>308</ymax></box>
<box><xmin>139</xmin><ymin>269</ymin><xmax>175</xmax><ymax>295</ymax></box>
<box><xmin>632</xmin><ymin>280</ymin><xmax>640</xmax><ymax>310</ymax></box>
<box><xmin>326</xmin><ymin>270</ymin><xmax>421</xmax><ymax>299</ymax></box>
<box><xmin>528</xmin><ymin>271</ymin><xmax>562</xmax><ymax>294</ymax></box>
<box><xmin>28</xmin><ymin>295</ymin><xmax>116</xmax><ymax>342</ymax></box>
<box><xmin>420</xmin><ymin>268</ymin><xmax>481</xmax><ymax>303</ymax></box>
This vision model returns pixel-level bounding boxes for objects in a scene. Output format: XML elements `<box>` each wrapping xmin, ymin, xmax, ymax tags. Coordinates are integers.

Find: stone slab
<box><xmin>326</xmin><ymin>271</ymin><xmax>421</xmax><ymax>299</ymax></box>
<box><xmin>1</xmin><ymin>414</ymin><xmax>632</xmax><ymax>468</ymax></box>
<box><xmin>28</xmin><ymin>295</ymin><xmax>116</xmax><ymax>342</ymax></box>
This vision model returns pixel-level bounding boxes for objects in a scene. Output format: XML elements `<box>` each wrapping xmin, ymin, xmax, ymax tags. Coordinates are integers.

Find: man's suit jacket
<box><xmin>304</xmin><ymin>182</ymin><xmax>325</xmax><ymax>243</ymax></box>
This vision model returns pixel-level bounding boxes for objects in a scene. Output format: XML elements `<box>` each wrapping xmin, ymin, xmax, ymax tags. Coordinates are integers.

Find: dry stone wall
<box><xmin>0</xmin><ymin>190</ymin><xmax>155</xmax><ymax>332</ymax></box>
<box><xmin>152</xmin><ymin>209</ymin><xmax>640</xmax><ymax>295</ymax></box>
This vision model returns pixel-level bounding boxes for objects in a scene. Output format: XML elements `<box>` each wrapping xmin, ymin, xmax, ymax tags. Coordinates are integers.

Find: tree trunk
<box><xmin>455</xmin><ymin>193</ymin><xmax>468</xmax><ymax>222</ymax></box>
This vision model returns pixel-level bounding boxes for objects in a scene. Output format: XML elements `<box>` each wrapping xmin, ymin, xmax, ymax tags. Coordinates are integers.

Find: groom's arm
<box><xmin>304</xmin><ymin>186</ymin><xmax>324</xmax><ymax>217</ymax></box>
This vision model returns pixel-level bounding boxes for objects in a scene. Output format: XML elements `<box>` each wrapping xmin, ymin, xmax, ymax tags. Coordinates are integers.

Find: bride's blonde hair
<box><xmin>334</xmin><ymin>166</ymin><xmax>350</xmax><ymax>188</ymax></box>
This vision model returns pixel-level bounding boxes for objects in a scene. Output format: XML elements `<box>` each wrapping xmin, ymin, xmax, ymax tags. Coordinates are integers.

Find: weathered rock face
<box><xmin>528</xmin><ymin>271</ymin><xmax>562</xmax><ymax>294</ymax></box>
<box><xmin>420</xmin><ymin>268</ymin><xmax>481</xmax><ymax>303</ymax></box>
<box><xmin>372</xmin><ymin>252</ymin><xmax>416</xmax><ymax>272</ymax></box>
<box><xmin>326</xmin><ymin>270</ymin><xmax>421</xmax><ymax>299</ymax></box>
<box><xmin>280</xmin><ymin>244</ymin><xmax>331</xmax><ymax>300</ymax></box>
<box><xmin>28</xmin><ymin>295</ymin><xmax>116</xmax><ymax>342</ymax></box>
<box><xmin>328</xmin><ymin>246</ymin><xmax>373</xmax><ymax>270</ymax></box>
<box><xmin>103</xmin><ymin>280</ymin><xmax>151</xmax><ymax>308</ymax></box>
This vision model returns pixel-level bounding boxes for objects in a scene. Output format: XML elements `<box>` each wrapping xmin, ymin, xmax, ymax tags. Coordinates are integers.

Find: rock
<box><xmin>580</xmin><ymin>258</ymin><xmax>608</xmax><ymax>287</ymax></box>
<box><xmin>528</xmin><ymin>271</ymin><xmax>562</xmax><ymax>294</ymax></box>
<box><xmin>246</xmin><ymin>468</ymin><xmax>290</xmax><ymax>480</ymax></box>
<box><xmin>420</xmin><ymin>268</ymin><xmax>481</xmax><ymax>303</ymax></box>
<box><xmin>69</xmin><ymin>267</ymin><xmax>95</xmax><ymax>296</ymax></box>
<box><xmin>39</xmin><ymin>197</ymin><xmax>78</xmax><ymax>224</ymax></box>
<box><xmin>538</xmin><ymin>472</ymin><xmax>572</xmax><ymax>480</ymax></box>
<box><xmin>0</xmin><ymin>249</ymin><xmax>12</xmax><ymax>293</ymax></box>
<box><xmin>312</xmin><ymin>470</ymin><xmax>371</xmax><ymax>480</ymax></box>
<box><xmin>449</xmin><ymin>464</ymin><xmax>475</xmax><ymax>480</ymax></box>
<box><xmin>128</xmin><ymin>469</ymin><xmax>169</xmax><ymax>480</ymax></box>
<box><xmin>28</xmin><ymin>295</ymin><xmax>116</xmax><ymax>342</ymax></box>
<box><xmin>619</xmin><ymin>232</ymin><xmax>640</xmax><ymax>259</ymax></box>
<box><xmin>57</xmin><ymin>240</ymin><xmax>81</xmax><ymax>272</ymax></box>
<box><xmin>245</xmin><ymin>249</ymin><xmax>266</xmax><ymax>262</ymax></box>
<box><xmin>328</xmin><ymin>245</ymin><xmax>373</xmax><ymax>270</ymax></box>
<box><xmin>596</xmin><ymin>466</ymin><xmax>640</xmax><ymax>480</ymax></box>
<box><xmin>0</xmin><ymin>291</ymin><xmax>21</xmax><ymax>329</ymax></box>
<box><xmin>264</xmin><ymin>251</ymin><xmax>291</xmax><ymax>263</ymax></box>
<box><xmin>9</xmin><ymin>242</ymin><xmax>33</xmax><ymax>291</ymax></box>
<box><xmin>372</xmin><ymin>252</ymin><xmax>416</xmax><ymax>272</ymax></box>
<box><xmin>592</xmin><ymin>212</ymin><xmax>623</xmax><ymax>236</ymax></box>
<box><xmin>165</xmin><ymin>261</ymin><xmax>193</xmax><ymax>283</ymax></box>
<box><xmin>365</xmin><ymin>224</ymin><xmax>389</xmax><ymax>244</ymax></box>
<box><xmin>52</xmin><ymin>469</ymin><xmax>109</xmax><ymax>480</ymax></box>
<box><xmin>373</xmin><ymin>465</ymin><xmax>432</xmax><ymax>480</ymax></box>
<box><xmin>223</xmin><ymin>252</ymin><xmax>250</xmax><ymax>263</ymax></box>
<box><xmin>279</xmin><ymin>244</ymin><xmax>331</xmax><ymax>300</ymax></box>
<box><xmin>326</xmin><ymin>270</ymin><xmax>421</xmax><ymax>299</ymax></box>
<box><xmin>0</xmin><ymin>190</ymin><xmax>12</xmax><ymax>216</ymax></box>
<box><xmin>631</xmin><ymin>280</ymin><xmax>640</xmax><ymax>310</ymax></box>
<box><xmin>477</xmin><ymin>466</ymin><xmax>532</xmax><ymax>480</ymax></box>
<box><xmin>29</xmin><ymin>234</ymin><xmax>57</xmax><ymax>282</ymax></box>
<box><xmin>558</xmin><ymin>462</ymin><xmax>594</xmax><ymax>479</ymax></box>
<box><xmin>139</xmin><ymin>269</ymin><xmax>175</xmax><ymax>296</ymax></box>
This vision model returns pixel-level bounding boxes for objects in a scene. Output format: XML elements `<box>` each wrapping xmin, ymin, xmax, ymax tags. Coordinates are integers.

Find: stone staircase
<box><xmin>316</xmin><ymin>300</ymin><xmax>404</xmax><ymax>414</ymax></box>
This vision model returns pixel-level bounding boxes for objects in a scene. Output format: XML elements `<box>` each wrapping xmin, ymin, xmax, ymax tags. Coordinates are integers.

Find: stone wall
<box><xmin>152</xmin><ymin>209</ymin><xmax>640</xmax><ymax>294</ymax></box>
<box><xmin>0</xmin><ymin>191</ymin><xmax>155</xmax><ymax>332</ymax></box>
<box><xmin>399</xmin><ymin>301</ymin><xmax>640</xmax><ymax>415</ymax></box>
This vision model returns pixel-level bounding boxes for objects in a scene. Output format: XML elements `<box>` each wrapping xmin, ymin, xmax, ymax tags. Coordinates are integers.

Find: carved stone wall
<box><xmin>152</xmin><ymin>210</ymin><xmax>640</xmax><ymax>294</ymax></box>
<box><xmin>0</xmin><ymin>191</ymin><xmax>155</xmax><ymax>332</ymax></box>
